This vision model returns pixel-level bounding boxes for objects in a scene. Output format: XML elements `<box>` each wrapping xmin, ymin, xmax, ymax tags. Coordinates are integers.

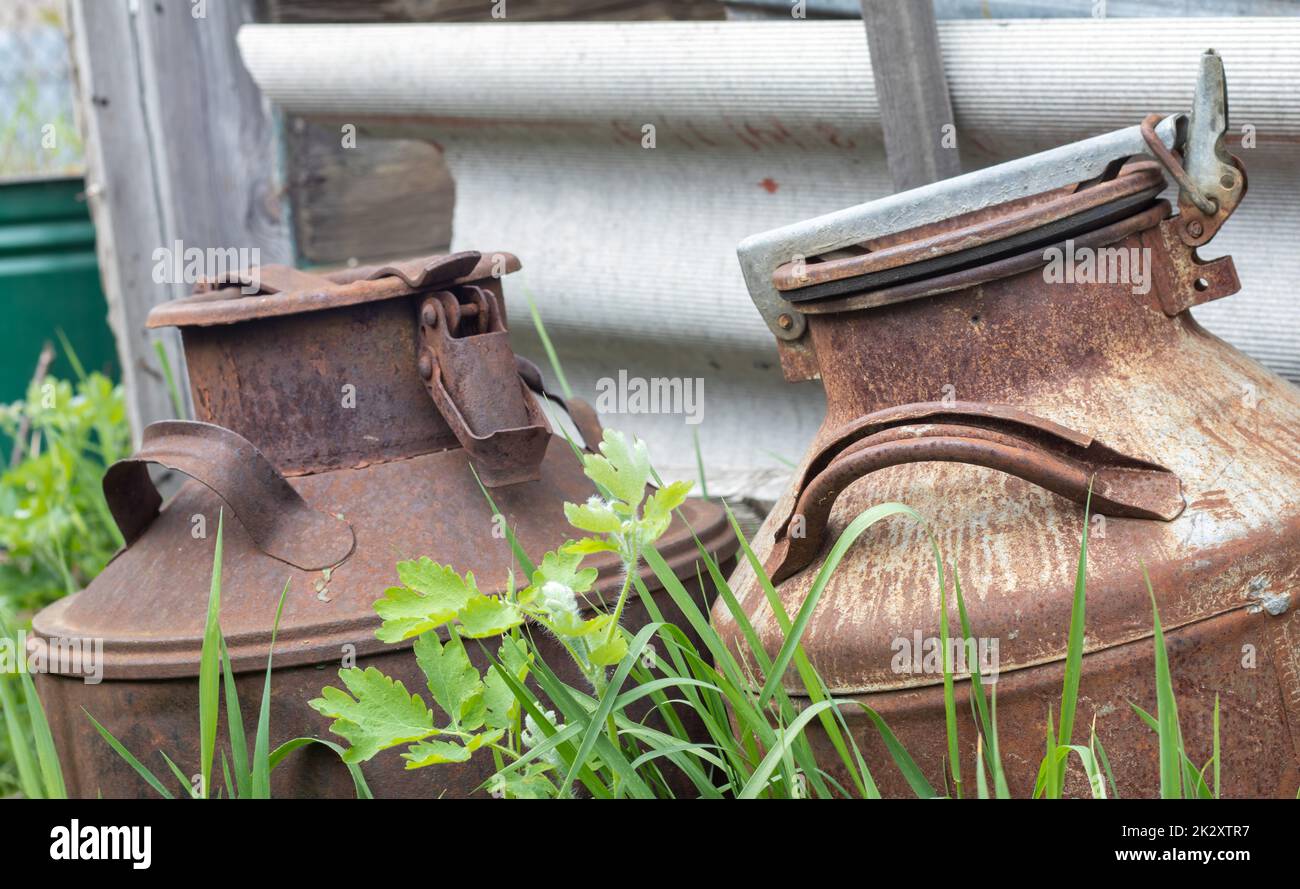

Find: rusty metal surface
<box><xmin>772</xmin><ymin>163</ymin><xmax>1165</xmax><ymax>297</ymax></box>
<box><xmin>786</xmin><ymin>198</ymin><xmax>1171</xmax><ymax>320</ymax></box>
<box><xmin>31</xmin><ymin>248</ymin><xmax>739</xmax><ymax>798</ymax></box>
<box><xmin>181</xmin><ymin>297</ymin><xmax>461</xmax><ymax>475</ymax></box>
<box><xmin>418</xmin><ymin>290</ymin><xmax>551</xmax><ymax>487</ymax></box>
<box><xmin>719</xmin><ymin>164</ymin><xmax>1300</xmax><ymax>795</ymax></box>
<box><xmin>37</xmin><ymin>440</ymin><xmax>734</xmax><ymax>680</ymax></box>
<box><xmin>764</xmin><ymin>402</ymin><xmax>1185</xmax><ymax>583</ymax></box>
<box><xmin>149</xmin><ymin>251</ymin><xmax>515</xmax><ymax>328</ymax></box>
<box><xmin>808</xmin><ymin>604</ymin><xmax>1300</xmax><ymax>798</ymax></box>
<box><xmin>103</xmin><ymin>421</ymin><xmax>355</xmax><ymax>571</ymax></box>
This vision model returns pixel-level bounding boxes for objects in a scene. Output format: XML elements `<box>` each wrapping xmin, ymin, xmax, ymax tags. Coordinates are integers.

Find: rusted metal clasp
<box><xmin>417</xmin><ymin>288</ymin><xmax>552</xmax><ymax>487</ymax></box>
<box><xmin>103</xmin><ymin>421</ymin><xmax>356</xmax><ymax>571</ymax></box>
<box><xmin>764</xmin><ymin>402</ymin><xmax>1185</xmax><ymax>583</ymax></box>
<box><xmin>1139</xmin><ymin>52</ymin><xmax>1246</xmax><ymax>248</ymax></box>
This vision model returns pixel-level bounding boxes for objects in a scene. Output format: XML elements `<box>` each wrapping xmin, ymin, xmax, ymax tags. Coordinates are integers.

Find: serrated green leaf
<box><xmin>587</xmin><ymin>635</ymin><xmax>628</xmax><ymax>667</ymax></box>
<box><xmin>551</xmin><ymin>611</ymin><xmax>612</xmax><ymax>638</ymax></box>
<box><xmin>374</xmin><ymin>562</ymin><xmax>478</xmax><ymax>642</ymax></box>
<box><xmin>457</xmin><ymin>595</ymin><xmax>524</xmax><ymax>638</ymax></box>
<box><xmin>582</xmin><ymin>430</ymin><xmax>651</xmax><ymax>508</ymax></box>
<box><xmin>533</xmin><ymin>548</ymin><xmax>598</xmax><ymax>593</ymax></box>
<box><xmin>643</xmin><ymin>480</ymin><xmax>693</xmax><ymax>540</ymax></box>
<box><xmin>498</xmin><ymin>635</ymin><xmax>532</xmax><ymax>679</ymax></box>
<box><xmin>402</xmin><ymin>739</ymin><xmax>473</xmax><ymax>768</ymax></box>
<box><xmin>482</xmin><ymin>669</ymin><xmax>516</xmax><ymax>730</ymax></box>
<box><xmin>413</xmin><ymin>631</ymin><xmax>484</xmax><ymax>730</ymax></box>
<box><xmin>309</xmin><ymin>667</ymin><xmax>435</xmax><ymax>763</ymax></box>
<box><xmin>563</xmin><ymin>500</ymin><xmax>622</xmax><ymax>534</ymax></box>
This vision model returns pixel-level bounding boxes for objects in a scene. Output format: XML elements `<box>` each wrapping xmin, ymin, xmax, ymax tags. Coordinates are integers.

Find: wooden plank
<box><xmin>859</xmin><ymin>0</ymin><xmax>961</xmax><ymax>190</ymax></box>
<box><xmin>68</xmin><ymin>0</ymin><xmax>291</xmax><ymax>438</ymax></box>
<box><xmin>284</xmin><ymin>120</ymin><xmax>455</xmax><ymax>266</ymax></box>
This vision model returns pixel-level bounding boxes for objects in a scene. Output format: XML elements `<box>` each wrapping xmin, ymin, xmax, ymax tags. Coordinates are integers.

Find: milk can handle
<box><xmin>514</xmin><ymin>355</ymin><xmax>604</xmax><ymax>451</ymax></box>
<box><xmin>103</xmin><ymin>421</ymin><xmax>355</xmax><ymax>571</ymax></box>
<box><xmin>764</xmin><ymin>402</ymin><xmax>1184</xmax><ymax>583</ymax></box>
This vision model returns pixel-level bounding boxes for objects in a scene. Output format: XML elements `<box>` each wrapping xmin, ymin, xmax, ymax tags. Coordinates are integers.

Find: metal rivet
<box><xmin>421</xmin><ymin>304</ymin><xmax>438</xmax><ymax>327</ymax></box>
<box><xmin>777</xmin><ymin>313</ymin><xmax>794</xmax><ymax>330</ymax></box>
<box><xmin>418</xmin><ymin>353</ymin><xmax>433</xmax><ymax>380</ymax></box>
<box><xmin>1186</xmin><ymin>219</ymin><xmax>1204</xmax><ymax>238</ymax></box>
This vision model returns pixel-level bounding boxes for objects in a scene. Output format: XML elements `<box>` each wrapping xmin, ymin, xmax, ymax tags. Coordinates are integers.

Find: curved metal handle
<box><xmin>515</xmin><ymin>355</ymin><xmax>604</xmax><ymax>451</ymax></box>
<box><xmin>103</xmin><ymin>421</ymin><xmax>355</xmax><ymax>571</ymax></box>
<box><xmin>764</xmin><ymin>402</ymin><xmax>1184</xmax><ymax>583</ymax></box>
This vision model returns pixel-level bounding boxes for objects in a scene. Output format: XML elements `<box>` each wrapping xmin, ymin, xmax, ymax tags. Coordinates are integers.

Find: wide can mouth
<box><xmin>773</xmin><ymin>163</ymin><xmax>1167</xmax><ymax>310</ymax></box>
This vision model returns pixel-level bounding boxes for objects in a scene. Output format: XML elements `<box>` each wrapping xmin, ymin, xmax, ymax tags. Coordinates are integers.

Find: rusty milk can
<box><xmin>31</xmin><ymin>250</ymin><xmax>736</xmax><ymax>798</ymax></box>
<box><xmin>718</xmin><ymin>53</ymin><xmax>1300</xmax><ymax>797</ymax></box>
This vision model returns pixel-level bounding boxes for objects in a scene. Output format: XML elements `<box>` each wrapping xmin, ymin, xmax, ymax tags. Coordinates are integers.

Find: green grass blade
<box><xmin>1055</xmin><ymin>487</ymin><xmax>1092</xmax><ymax>789</ymax></box>
<box><xmin>0</xmin><ymin>672</ymin><xmax>43</xmax><ymax>798</ymax></box>
<box><xmin>198</xmin><ymin>513</ymin><xmax>225</xmax><ymax>799</ymax></box>
<box><xmin>1057</xmin><ymin>744</ymin><xmax>1108</xmax><ymax>798</ymax></box>
<box><xmin>557</xmin><ymin>622</ymin><xmax>661</xmax><ymax>797</ymax></box>
<box><xmin>523</xmin><ymin>286</ymin><xmax>572</xmax><ymax>399</ymax></box>
<box><xmin>84</xmin><ymin>709</ymin><xmax>174</xmax><ymax>799</ymax></box>
<box><xmin>938</xmin><ymin>558</ymin><xmax>961</xmax><ymax>799</ymax></box>
<box><xmin>153</xmin><ymin>338</ymin><xmax>186</xmax><ymax>419</ymax></box>
<box><xmin>739</xmin><ymin>700</ymin><xmax>837</xmax><ymax>799</ymax></box>
<box><xmin>1092</xmin><ymin>718</ymin><xmax>1120</xmax><ymax>800</ymax></box>
<box><xmin>159</xmin><ymin>750</ymin><xmax>195</xmax><ymax>798</ymax></box>
<box><xmin>269</xmin><ymin>737</ymin><xmax>373</xmax><ymax>799</ymax></box>
<box><xmin>220</xmin><ymin>749</ymin><xmax>234</xmax><ymax>798</ymax></box>
<box><xmin>718</xmin><ymin>507</ymin><xmax>876</xmax><ymax>797</ymax></box>
<box><xmin>0</xmin><ymin>611</ymin><xmax>65</xmax><ymax>798</ymax></box>
<box><xmin>219</xmin><ymin>634</ymin><xmax>251</xmax><ymax>799</ymax></box>
<box><xmin>470</xmin><ymin>467</ymin><xmax>536</xmax><ymax>577</ymax></box>
<box><xmin>691</xmin><ymin>428</ymin><xmax>709</xmax><ymax>499</ymax></box>
<box><xmin>1146</xmin><ymin>567</ymin><xmax>1183</xmax><ymax>799</ymax></box>
<box><xmin>953</xmin><ymin>568</ymin><xmax>1009</xmax><ymax>798</ymax></box>
<box><xmin>975</xmin><ymin>736</ymin><xmax>989</xmax><ymax>799</ymax></box>
<box><xmin>1213</xmin><ymin>692</ymin><xmax>1221</xmax><ymax>799</ymax></box>
<box><xmin>21</xmin><ymin>671</ymin><xmax>64</xmax><ymax>798</ymax></box>
<box><xmin>759</xmin><ymin>503</ymin><xmax>928</xmax><ymax>706</ymax></box>
<box><xmin>55</xmin><ymin>328</ymin><xmax>86</xmax><ymax>381</ymax></box>
<box><xmin>855</xmin><ymin>703</ymin><xmax>937</xmax><ymax>798</ymax></box>
<box><xmin>1043</xmin><ymin>708</ymin><xmax>1060</xmax><ymax>799</ymax></box>
<box><xmin>251</xmin><ymin>580</ymin><xmax>290</xmax><ymax>799</ymax></box>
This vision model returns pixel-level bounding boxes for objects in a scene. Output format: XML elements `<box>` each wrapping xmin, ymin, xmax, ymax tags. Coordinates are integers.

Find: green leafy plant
<box><xmin>88</xmin><ymin>514</ymin><xmax>371</xmax><ymax>799</ymax></box>
<box><xmin>313</xmin><ymin>424</ymin><xmax>943</xmax><ymax>798</ymax></box>
<box><xmin>0</xmin><ymin>353</ymin><xmax>130</xmax><ymax>617</ymax></box>
<box><xmin>0</xmin><ymin>343</ymin><xmax>129</xmax><ymax>796</ymax></box>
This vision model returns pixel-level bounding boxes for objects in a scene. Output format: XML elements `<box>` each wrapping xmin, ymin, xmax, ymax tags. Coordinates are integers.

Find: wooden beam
<box><xmin>859</xmin><ymin>0</ymin><xmax>961</xmax><ymax>190</ymax></box>
<box><xmin>68</xmin><ymin>0</ymin><xmax>291</xmax><ymax>439</ymax></box>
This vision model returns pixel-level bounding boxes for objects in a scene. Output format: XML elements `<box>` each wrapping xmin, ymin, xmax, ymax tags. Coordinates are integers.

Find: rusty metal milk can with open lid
<box><xmin>720</xmin><ymin>53</ymin><xmax>1300</xmax><ymax>797</ymax></box>
<box><xmin>31</xmin><ymin>249</ymin><xmax>736</xmax><ymax>798</ymax></box>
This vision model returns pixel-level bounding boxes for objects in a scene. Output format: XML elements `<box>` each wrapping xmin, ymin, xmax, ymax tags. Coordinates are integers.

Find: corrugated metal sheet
<box><xmin>239</xmin><ymin>18</ymin><xmax>1300</xmax><ymax>494</ymax></box>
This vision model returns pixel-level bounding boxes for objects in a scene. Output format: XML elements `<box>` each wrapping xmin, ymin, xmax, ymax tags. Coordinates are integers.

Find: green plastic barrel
<box><xmin>0</xmin><ymin>176</ymin><xmax>117</xmax><ymax>402</ymax></box>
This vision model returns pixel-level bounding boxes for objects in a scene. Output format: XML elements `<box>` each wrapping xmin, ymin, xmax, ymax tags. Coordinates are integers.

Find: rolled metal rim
<box><xmin>775</xmin><ymin>163</ymin><xmax>1167</xmax><ymax>303</ymax></box>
